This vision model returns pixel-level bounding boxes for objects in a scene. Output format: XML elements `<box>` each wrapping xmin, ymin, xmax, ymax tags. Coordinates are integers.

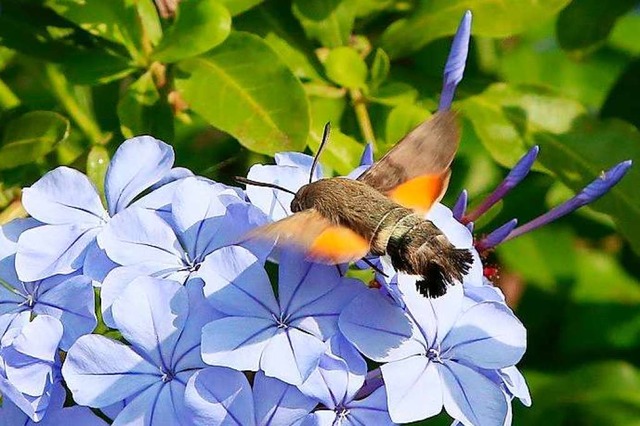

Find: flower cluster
<box><xmin>0</xmin><ymin>10</ymin><xmax>632</xmax><ymax>426</ymax></box>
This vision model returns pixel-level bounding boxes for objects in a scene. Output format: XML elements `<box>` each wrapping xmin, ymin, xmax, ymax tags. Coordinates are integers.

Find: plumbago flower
<box><xmin>0</xmin><ymin>219</ymin><xmax>96</xmax><ymax>350</ymax></box>
<box><xmin>0</xmin><ymin>382</ymin><xmax>107</xmax><ymax>426</ymax></box>
<box><xmin>15</xmin><ymin>136</ymin><xmax>191</xmax><ymax>282</ymax></box>
<box><xmin>96</xmin><ymin>177</ymin><xmax>268</xmax><ymax>327</ymax></box>
<box><xmin>62</xmin><ymin>278</ymin><xmax>222</xmax><ymax>425</ymax></box>
<box><xmin>199</xmin><ymin>246</ymin><xmax>364</xmax><ymax>386</ymax></box>
<box><xmin>184</xmin><ymin>369</ymin><xmax>317</xmax><ymax>425</ymax></box>
<box><xmin>0</xmin><ymin>314</ymin><xmax>63</xmax><ymax>422</ymax></box>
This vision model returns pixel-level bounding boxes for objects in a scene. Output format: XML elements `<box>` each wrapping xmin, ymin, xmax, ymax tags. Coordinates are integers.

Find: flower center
<box><xmin>426</xmin><ymin>347</ymin><xmax>442</xmax><ymax>363</ymax></box>
<box><xmin>272</xmin><ymin>313</ymin><xmax>289</xmax><ymax>329</ymax></box>
<box><xmin>335</xmin><ymin>406</ymin><xmax>350</xmax><ymax>420</ymax></box>
<box><xmin>25</xmin><ymin>294</ymin><xmax>36</xmax><ymax>308</ymax></box>
<box><xmin>161</xmin><ymin>369</ymin><xmax>175</xmax><ymax>383</ymax></box>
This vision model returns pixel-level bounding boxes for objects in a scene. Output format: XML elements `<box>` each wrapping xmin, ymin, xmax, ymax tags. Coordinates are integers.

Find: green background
<box><xmin>0</xmin><ymin>0</ymin><xmax>639</xmax><ymax>424</ymax></box>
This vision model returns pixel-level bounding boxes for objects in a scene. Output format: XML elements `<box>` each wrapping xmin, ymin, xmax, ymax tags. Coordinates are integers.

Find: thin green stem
<box><xmin>0</xmin><ymin>78</ymin><xmax>20</xmax><ymax>109</ymax></box>
<box><xmin>349</xmin><ymin>88</ymin><xmax>377</xmax><ymax>150</ymax></box>
<box><xmin>45</xmin><ymin>64</ymin><xmax>105</xmax><ymax>145</ymax></box>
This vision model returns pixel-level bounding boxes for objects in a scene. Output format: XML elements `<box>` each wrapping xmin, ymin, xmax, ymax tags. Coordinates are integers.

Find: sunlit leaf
<box><xmin>380</xmin><ymin>0</ymin><xmax>572</xmax><ymax>58</ymax></box>
<box><xmin>292</xmin><ymin>0</ymin><xmax>356</xmax><ymax>48</ymax></box>
<box><xmin>0</xmin><ymin>111</ymin><xmax>69</xmax><ymax>169</ymax></box>
<box><xmin>152</xmin><ymin>0</ymin><xmax>231</xmax><ymax>63</ymax></box>
<box><xmin>324</xmin><ymin>46</ymin><xmax>368</xmax><ymax>89</ymax></box>
<box><xmin>175</xmin><ymin>32</ymin><xmax>310</xmax><ymax>155</ymax></box>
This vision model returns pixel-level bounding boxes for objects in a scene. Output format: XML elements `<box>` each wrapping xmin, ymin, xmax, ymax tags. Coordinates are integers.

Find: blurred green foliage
<box><xmin>0</xmin><ymin>0</ymin><xmax>639</xmax><ymax>423</ymax></box>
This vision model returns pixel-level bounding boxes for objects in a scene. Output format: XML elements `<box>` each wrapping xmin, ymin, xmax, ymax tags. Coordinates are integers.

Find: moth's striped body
<box><xmin>293</xmin><ymin>178</ymin><xmax>472</xmax><ymax>297</ymax></box>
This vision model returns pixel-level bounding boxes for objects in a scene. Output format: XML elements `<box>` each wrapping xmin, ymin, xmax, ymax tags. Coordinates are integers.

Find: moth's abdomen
<box><xmin>387</xmin><ymin>219</ymin><xmax>473</xmax><ymax>298</ymax></box>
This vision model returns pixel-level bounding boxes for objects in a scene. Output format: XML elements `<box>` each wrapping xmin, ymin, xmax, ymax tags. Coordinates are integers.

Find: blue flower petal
<box><xmin>260</xmin><ymin>328</ymin><xmax>327</xmax><ymax>386</ymax></box>
<box><xmin>346</xmin><ymin>386</ymin><xmax>394</xmax><ymax>426</ymax></box>
<box><xmin>22</xmin><ymin>167</ymin><xmax>107</xmax><ymax>225</ymax></box>
<box><xmin>300</xmin><ymin>411</ymin><xmax>335</xmax><ymax>426</ymax></box>
<box><xmin>442</xmin><ymin>302</ymin><xmax>526</xmax><ymax>369</ymax></box>
<box><xmin>253</xmin><ymin>371</ymin><xmax>316</xmax><ymax>426</ymax></box>
<box><xmin>441</xmin><ymin>361</ymin><xmax>508</xmax><ymax>426</ymax></box>
<box><xmin>184</xmin><ymin>367</ymin><xmax>255</xmax><ymax>426</ymax></box>
<box><xmin>82</xmin><ymin>241</ymin><xmax>118</xmax><ymax>283</ymax></box>
<box><xmin>299</xmin><ymin>354</ymin><xmax>358</xmax><ymax>409</ymax></box>
<box><xmin>339</xmin><ymin>290</ymin><xmax>425</xmax><ymax>363</ymax></box>
<box><xmin>200</xmin><ymin>246</ymin><xmax>279</xmax><ymax>317</ymax></box>
<box><xmin>105</xmin><ymin>136</ymin><xmax>174</xmax><ymax>216</ymax></box>
<box><xmin>171</xmin><ymin>178</ymin><xmax>228</xmax><ymax>261</ymax></box>
<box><xmin>201</xmin><ymin>316</ymin><xmax>275</xmax><ymax>372</ymax></box>
<box><xmin>98</xmin><ymin>207</ymin><xmax>185</xmax><ymax>274</ymax></box>
<box><xmin>381</xmin><ymin>356</ymin><xmax>443</xmax><ymax>423</ymax></box>
<box><xmin>62</xmin><ymin>334</ymin><xmax>159</xmax><ymax>407</ymax></box>
<box><xmin>16</xmin><ymin>224</ymin><xmax>100</xmax><ymax>282</ymax></box>
<box><xmin>0</xmin><ymin>218</ymin><xmax>40</xmax><ymax>266</ymax></box>
<box><xmin>100</xmin><ymin>266</ymin><xmax>151</xmax><ymax>328</ymax></box>
<box><xmin>111</xmin><ymin>278</ymin><xmax>187</xmax><ymax>369</ymax></box>
<box><xmin>108</xmin><ymin>382</ymin><xmax>177</xmax><ymax>426</ymax></box>
<box><xmin>34</xmin><ymin>274</ymin><xmax>97</xmax><ymax>350</ymax></box>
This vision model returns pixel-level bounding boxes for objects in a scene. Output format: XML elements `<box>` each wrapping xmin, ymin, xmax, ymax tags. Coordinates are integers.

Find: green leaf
<box><xmin>136</xmin><ymin>0</ymin><xmax>162</xmax><ymax>46</ymax></box>
<box><xmin>45</xmin><ymin>0</ymin><xmax>146</xmax><ymax>61</ymax></box>
<box><xmin>117</xmin><ymin>70</ymin><xmax>174</xmax><ymax>141</ymax></box>
<box><xmin>324</xmin><ymin>47</ymin><xmax>368</xmax><ymax>89</ymax></box>
<box><xmin>602</xmin><ymin>57</ymin><xmax>640</xmax><ymax>130</ymax></box>
<box><xmin>609</xmin><ymin>12</ymin><xmax>640</xmax><ymax>55</ymax></box>
<box><xmin>0</xmin><ymin>111</ymin><xmax>69</xmax><ymax>169</ymax></box>
<box><xmin>307</xmin><ymin>95</ymin><xmax>362</xmax><ymax>175</ymax></box>
<box><xmin>534</xmin><ymin>117</ymin><xmax>640</xmax><ymax>254</ymax></box>
<box><xmin>461</xmin><ymin>83</ymin><xmax>586</xmax><ymax>168</ymax></box>
<box><xmin>385</xmin><ymin>103</ymin><xmax>431</xmax><ymax>146</ymax></box>
<box><xmin>175</xmin><ymin>32</ymin><xmax>310</xmax><ymax>155</ymax></box>
<box><xmin>292</xmin><ymin>0</ymin><xmax>356</xmax><ymax>48</ymax></box>
<box><xmin>497</xmin><ymin>225</ymin><xmax>577</xmax><ymax>291</ymax></box>
<box><xmin>380</xmin><ymin>0</ymin><xmax>572</xmax><ymax>58</ymax></box>
<box><xmin>152</xmin><ymin>0</ymin><xmax>231</xmax><ymax>63</ymax></box>
<box><xmin>556</xmin><ymin>0</ymin><xmax>638</xmax><ymax>52</ymax></box>
<box><xmin>220</xmin><ymin>0</ymin><xmax>264</xmax><ymax>16</ymax></box>
<box><xmin>369</xmin><ymin>81</ymin><xmax>418</xmax><ymax>106</ymax></box>
<box><xmin>60</xmin><ymin>51</ymin><xmax>136</xmax><ymax>85</ymax></box>
<box><xmin>368</xmin><ymin>48</ymin><xmax>390</xmax><ymax>91</ymax></box>
<box><xmin>520</xmin><ymin>362</ymin><xmax>640</xmax><ymax>425</ymax></box>
<box><xmin>234</xmin><ymin>2</ymin><xmax>326</xmax><ymax>82</ymax></box>
<box><xmin>86</xmin><ymin>145</ymin><xmax>109</xmax><ymax>202</ymax></box>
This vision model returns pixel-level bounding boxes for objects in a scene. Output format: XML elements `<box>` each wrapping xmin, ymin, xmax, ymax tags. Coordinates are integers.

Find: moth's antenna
<box><xmin>309</xmin><ymin>122</ymin><xmax>331</xmax><ymax>184</ymax></box>
<box><xmin>234</xmin><ymin>176</ymin><xmax>297</xmax><ymax>196</ymax></box>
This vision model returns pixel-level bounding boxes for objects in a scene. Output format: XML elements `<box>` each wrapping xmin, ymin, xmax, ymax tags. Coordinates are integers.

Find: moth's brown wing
<box><xmin>358</xmin><ymin>110</ymin><xmax>459</xmax><ymax>213</ymax></box>
<box><xmin>245</xmin><ymin>209</ymin><xmax>370</xmax><ymax>264</ymax></box>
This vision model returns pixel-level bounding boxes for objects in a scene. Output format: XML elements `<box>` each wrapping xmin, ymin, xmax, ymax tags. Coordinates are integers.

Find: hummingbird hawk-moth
<box><xmin>238</xmin><ymin>110</ymin><xmax>473</xmax><ymax>298</ymax></box>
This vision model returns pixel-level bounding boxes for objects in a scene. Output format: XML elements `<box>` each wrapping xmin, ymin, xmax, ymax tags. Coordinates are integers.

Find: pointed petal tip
<box><xmin>453</xmin><ymin>190</ymin><xmax>468</xmax><ymax>220</ymax></box>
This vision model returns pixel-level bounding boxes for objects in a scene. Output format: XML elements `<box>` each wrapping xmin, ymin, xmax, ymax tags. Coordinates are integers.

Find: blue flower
<box><xmin>184</xmin><ymin>368</ymin><xmax>317</xmax><ymax>425</ymax></box>
<box><xmin>0</xmin><ymin>382</ymin><xmax>107</xmax><ymax>426</ymax></box>
<box><xmin>1</xmin><ymin>219</ymin><xmax>96</xmax><ymax>350</ymax></box>
<box><xmin>297</xmin><ymin>335</ymin><xmax>395</xmax><ymax>425</ymax></box>
<box><xmin>339</xmin><ymin>284</ymin><xmax>526</xmax><ymax>424</ymax></box>
<box><xmin>97</xmin><ymin>177</ymin><xmax>268</xmax><ymax>327</ymax></box>
<box><xmin>16</xmin><ymin>136</ymin><xmax>189</xmax><ymax>282</ymax></box>
<box><xmin>0</xmin><ymin>314</ymin><xmax>63</xmax><ymax>422</ymax></box>
<box><xmin>200</xmin><ymin>246</ymin><xmax>364</xmax><ymax>385</ymax></box>
<box><xmin>62</xmin><ymin>277</ymin><xmax>219</xmax><ymax>425</ymax></box>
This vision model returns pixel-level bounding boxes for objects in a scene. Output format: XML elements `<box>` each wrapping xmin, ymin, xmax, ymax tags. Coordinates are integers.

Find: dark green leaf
<box><xmin>380</xmin><ymin>0</ymin><xmax>572</xmax><ymax>58</ymax></box>
<box><xmin>175</xmin><ymin>32</ymin><xmax>310</xmax><ymax>155</ymax></box>
<box><xmin>220</xmin><ymin>0</ymin><xmax>264</xmax><ymax>16</ymax></box>
<box><xmin>324</xmin><ymin>47</ymin><xmax>368</xmax><ymax>89</ymax></box>
<box><xmin>152</xmin><ymin>0</ymin><xmax>231</xmax><ymax>63</ymax></box>
<box><xmin>602</xmin><ymin>57</ymin><xmax>640</xmax><ymax>130</ymax></box>
<box><xmin>556</xmin><ymin>0</ymin><xmax>638</xmax><ymax>52</ymax></box>
<box><xmin>461</xmin><ymin>83</ymin><xmax>586</xmax><ymax>168</ymax></box>
<box><xmin>292</xmin><ymin>0</ymin><xmax>356</xmax><ymax>48</ymax></box>
<box><xmin>45</xmin><ymin>0</ymin><xmax>146</xmax><ymax>61</ymax></box>
<box><xmin>534</xmin><ymin>117</ymin><xmax>640</xmax><ymax>254</ymax></box>
<box><xmin>0</xmin><ymin>111</ymin><xmax>69</xmax><ymax>169</ymax></box>
<box><xmin>520</xmin><ymin>362</ymin><xmax>640</xmax><ymax>425</ymax></box>
<box><xmin>117</xmin><ymin>70</ymin><xmax>174</xmax><ymax>141</ymax></box>
<box><xmin>60</xmin><ymin>50</ymin><xmax>136</xmax><ymax>85</ymax></box>
<box><xmin>234</xmin><ymin>2</ymin><xmax>326</xmax><ymax>81</ymax></box>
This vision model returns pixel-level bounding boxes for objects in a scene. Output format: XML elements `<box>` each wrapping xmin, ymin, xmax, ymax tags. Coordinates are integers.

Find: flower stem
<box><xmin>349</xmin><ymin>88</ymin><xmax>377</xmax><ymax>151</ymax></box>
<box><xmin>45</xmin><ymin>64</ymin><xmax>105</xmax><ymax>145</ymax></box>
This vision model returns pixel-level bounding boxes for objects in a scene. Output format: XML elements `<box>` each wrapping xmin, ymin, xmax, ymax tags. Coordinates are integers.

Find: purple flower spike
<box><xmin>465</xmin><ymin>146</ymin><xmax>540</xmax><ymax>222</ymax></box>
<box><xmin>439</xmin><ymin>10</ymin><xmax>472</xmax><ymax>111</ymax></box>
<box><xmin>476</xmin><ymin>219</ymin><xmax>518</xmax><ymax>251</ymax></box>
<box><xmin>453</xmin><ymin>190</ymin><xmax>468</xmax><ymax>220</ymax></box>
<box><xmin>505</xmin><ymin>160</ymin><xmax>633</xmax><ymax>242</ymax></box>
